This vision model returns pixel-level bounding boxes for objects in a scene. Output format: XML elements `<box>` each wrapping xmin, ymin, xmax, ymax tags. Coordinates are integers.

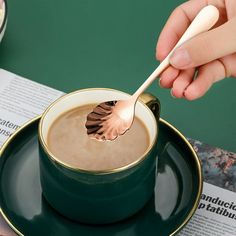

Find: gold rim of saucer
<box><xmin>38</xmin><ymin>88</ymin><xmax>158</xmax><ymax>175</ymax></box>
<box><xmin>0</xmin><ymin>115</ymin><xmax>203</xmax><ymax>236</ymax></box>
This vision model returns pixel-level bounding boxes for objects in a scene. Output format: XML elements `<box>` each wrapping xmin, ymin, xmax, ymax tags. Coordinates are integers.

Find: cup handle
<box><xmin>139</xmin><ymin>93</ymin><xmax>160</xmax><ymax>121</ymax></box>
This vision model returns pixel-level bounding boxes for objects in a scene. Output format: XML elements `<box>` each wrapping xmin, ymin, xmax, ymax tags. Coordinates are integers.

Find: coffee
<box><xmin>47</xmin><ymin>104</ymin><xmax>150</xmax><ymax>171</ymax></box>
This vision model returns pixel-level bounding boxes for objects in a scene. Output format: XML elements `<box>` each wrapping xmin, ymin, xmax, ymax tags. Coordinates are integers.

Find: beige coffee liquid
<box><xmin>47</xmin><ymin>104</ymin><xmax>150</xmax><ymax>171</ymax></box>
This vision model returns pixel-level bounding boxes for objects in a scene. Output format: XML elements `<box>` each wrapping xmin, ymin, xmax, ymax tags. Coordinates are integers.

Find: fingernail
<box><xmin>159</xmin><ymin>79</ymin><xmax>163</xmax><ymax>88</ymax></box>
<box><xmin>170</xmin><ymin>48</ymin><xmax>192</xmax><ymax>69</ymax></box>
<box><xmin>170</xmin><ymin>89</ymin><xmax>176</xmax><ymax>98</ymax></box>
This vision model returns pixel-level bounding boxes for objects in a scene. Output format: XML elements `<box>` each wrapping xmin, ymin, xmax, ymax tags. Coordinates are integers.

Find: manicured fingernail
<box><xmin>158</xmin><ymin>79</ymin><xmax>163</xmax><ymax>88</ymax></box>
<box><xmin>170</xmin><ymin>89</ymin><xmax>176</xmax><ymax>98</ymax></box>
<box><xmin>170</xmin><ymin>48</ymin><xmax>191</xmax><ymax>68</ymax></box>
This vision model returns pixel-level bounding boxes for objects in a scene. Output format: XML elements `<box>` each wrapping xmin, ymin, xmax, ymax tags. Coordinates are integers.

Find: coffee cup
<box><xmin>38</xmin><ymin>88</ymin><xmax>160</xmax><ymax>224</ymax></box>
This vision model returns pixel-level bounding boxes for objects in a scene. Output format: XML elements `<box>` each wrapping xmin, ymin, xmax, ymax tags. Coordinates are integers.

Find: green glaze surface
<box><xmin>39</xmin><ymin>140</ymin><xmax>157</xmax><ymax>224</ymax></box>
<box><xmin>0</xmin><ymin>118</ymin><xmax>202</xmax><ymax>236</ymax></box>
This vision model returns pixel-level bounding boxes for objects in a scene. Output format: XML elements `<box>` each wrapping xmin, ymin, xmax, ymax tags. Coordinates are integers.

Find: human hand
<box><xmin>156</xmin><ymin>0</ymin><xmax>236</xmax><ymax>100</ymax></box>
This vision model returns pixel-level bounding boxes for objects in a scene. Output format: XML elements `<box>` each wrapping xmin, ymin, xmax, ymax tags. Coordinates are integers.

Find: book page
<box><xmin>0</xmin><ymin>69</ymin><xmax>64</xmax><ymax>147</ymax></box>
<box><xmin>178</xmin><ymin>183</ymin><xmax>236</xmax><ymax>236</ymax></box>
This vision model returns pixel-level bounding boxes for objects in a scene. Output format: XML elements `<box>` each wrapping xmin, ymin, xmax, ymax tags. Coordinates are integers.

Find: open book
<box><xmin>0</xmin><ymin>69</ymin><xmax>235</xmax><ymax>236</ymax></box>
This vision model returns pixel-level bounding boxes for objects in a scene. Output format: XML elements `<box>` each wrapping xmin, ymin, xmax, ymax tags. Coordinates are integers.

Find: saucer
<box><xmin>0</xmin><ymin>117</ymin><xmax>202</xmax><ymax>236</ymax></box>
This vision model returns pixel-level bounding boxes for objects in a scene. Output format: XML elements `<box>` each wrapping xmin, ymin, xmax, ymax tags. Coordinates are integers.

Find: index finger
<box><xmin>156</xmin><ymin>0</ymin><xmax>208</xmax><ymax>61</ymax></box>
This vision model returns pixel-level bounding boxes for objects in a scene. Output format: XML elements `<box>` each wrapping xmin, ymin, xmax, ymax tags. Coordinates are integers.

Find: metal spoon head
<box><xmin>85</xmin><ymin>100</ymin><xmax>135</xmax><ymax>141</ymax></box>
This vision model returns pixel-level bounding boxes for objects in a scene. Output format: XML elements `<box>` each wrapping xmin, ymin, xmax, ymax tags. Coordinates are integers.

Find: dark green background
<box><xmin>0</xmin><ymin>0</ymin><xmax>235</xmax><ymax>152</ymax></box>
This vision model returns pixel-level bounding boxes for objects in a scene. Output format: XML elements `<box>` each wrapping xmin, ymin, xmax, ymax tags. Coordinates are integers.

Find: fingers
<box><xmin>161</xmin><ymin>56</ymin><xmax>233</xmax><ymax>100</ymax></box>
<box><xmin>170</xmin><ymin>17</ymin><xmax>236</xmax><ymax>69</ymax></box>
<box><xmin>171</xmin><ymin>69</ymin><xmax>195</xmax><ymax>98</ymax></box>
<box><xmin>225</xmin><ymin>0</ymin><xmax>236</xmax><ymax>19</ymax></box>
<box><xmin>219</xmin><ymin>53</ymin><xmax>236</xmax><ymax>77</ymax></box>
<box><xmin>184</xmin><ymin>60</ymin><xmax>227</xmax><ymax>100</ymax></box>
<box><xmin>159</xmin><ymin>66</ymin><xmax>179</xmax><ymax>88</ymax></box>
<box><xmin>156</xmin><ymin>0</ymin><xmax>207</xmax><ymax>61</ymax></box>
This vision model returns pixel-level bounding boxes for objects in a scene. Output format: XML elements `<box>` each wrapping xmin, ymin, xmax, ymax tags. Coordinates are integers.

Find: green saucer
<box><xmin>0</xmin><ymin>117</ymin><xmax>202</xmax><ymax>236</ymax></box>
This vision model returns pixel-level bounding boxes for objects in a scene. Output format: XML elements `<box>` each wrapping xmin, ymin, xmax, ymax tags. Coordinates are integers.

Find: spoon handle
<box><xmin>132</xmin><ymin>5</ymin><xmax>219</xmax><ymax>100</ymax></box>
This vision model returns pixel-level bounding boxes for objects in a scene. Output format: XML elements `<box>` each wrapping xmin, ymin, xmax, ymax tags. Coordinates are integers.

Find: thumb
<box><xmin>169</xmin><ymin>17</ymin><xmax>236</xmax><ymax>69</ymax></box>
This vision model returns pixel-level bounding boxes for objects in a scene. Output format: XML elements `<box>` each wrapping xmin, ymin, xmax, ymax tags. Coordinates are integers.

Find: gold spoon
<box><xmin>86</xmin><ymin>5</ymin><xmax>219</xmax><ymax>141</ymax></box>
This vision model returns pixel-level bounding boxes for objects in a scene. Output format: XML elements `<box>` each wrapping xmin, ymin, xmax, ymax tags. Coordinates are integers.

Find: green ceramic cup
<box><xmin>38</xmin><ymin>88</ymin><xmax>160</xmax><ymax>224</ymax></box>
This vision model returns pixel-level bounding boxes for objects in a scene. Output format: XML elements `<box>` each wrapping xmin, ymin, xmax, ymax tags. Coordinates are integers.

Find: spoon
<box><xmin>86</xmin><ymin>5</ymin><xmax>219</xmax><ymax>141</ymax></box>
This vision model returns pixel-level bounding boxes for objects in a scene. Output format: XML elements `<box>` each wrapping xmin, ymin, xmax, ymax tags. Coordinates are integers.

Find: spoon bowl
<box><xmin>86</xmin><ymin>99</ymin><xmax>136</xmax><ymax>141</ymax></box>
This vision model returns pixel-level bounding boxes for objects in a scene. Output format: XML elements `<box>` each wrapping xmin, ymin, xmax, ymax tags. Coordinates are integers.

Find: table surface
<box><xmin>0</xmin><ymin>0</ymin><xmax>235</xmax><ymax>152</ymax></box>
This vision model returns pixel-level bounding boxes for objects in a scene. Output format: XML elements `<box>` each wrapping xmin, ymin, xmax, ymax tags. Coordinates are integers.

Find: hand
<box><xmin>156</xmin><ymin>0</ymin><xmax>236</xmax><ymax>100</ymax></box>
